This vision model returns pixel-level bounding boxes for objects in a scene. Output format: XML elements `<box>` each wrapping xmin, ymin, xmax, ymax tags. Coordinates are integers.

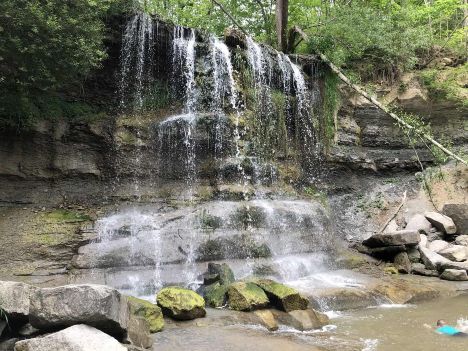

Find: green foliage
<box><xmin>322</xmin><ymin>70</ymin><xmax>339</xmax><ymax>145</ymax></box>
<box><xmin>0</xmin><ymin>0</ymin><xmax>117</xmax><ymax>129</ymax></box>
<box><xmin>420</xmin><ymin>63</ymin><xmax>468</xmax><ymax>107</ymax></box>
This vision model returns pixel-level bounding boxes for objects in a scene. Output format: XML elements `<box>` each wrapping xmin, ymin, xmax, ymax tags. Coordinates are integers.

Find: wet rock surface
<box><xmin>156</xmin><ymin>287</ymin><xmax>206</xmax><ymax>320</ymax></box>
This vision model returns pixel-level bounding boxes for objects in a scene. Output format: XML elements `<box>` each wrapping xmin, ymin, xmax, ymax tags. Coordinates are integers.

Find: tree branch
<box><xmin>211</xmin><ymin>0</ymin><xmax>249</xmax><ymax>36</ymax></box>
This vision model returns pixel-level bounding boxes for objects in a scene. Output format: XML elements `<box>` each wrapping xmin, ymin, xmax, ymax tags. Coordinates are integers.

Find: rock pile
<box><xmin>358</xmin><ymin>203</ymin><xmax>468</xmax><ymax>281</ymax></box>
<box><xmin>0</xmin><ymin>282</ymin><xmax>161</xmax><ymax>351</ymax></box>
<box><xmin>194</xmin><ymin>262</ymin><xmax>328</xmax><ymax>331</ymax></box>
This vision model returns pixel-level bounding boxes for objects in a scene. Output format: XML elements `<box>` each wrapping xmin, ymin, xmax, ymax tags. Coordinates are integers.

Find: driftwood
<box><xmin>378</xmin><ymin>191</ymin><xmax>407</xmax><ymax>233</ymax></box>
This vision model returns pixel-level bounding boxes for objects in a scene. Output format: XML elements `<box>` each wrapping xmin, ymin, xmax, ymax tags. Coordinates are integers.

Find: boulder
<box><xmin>127</xmin><ymin>296</ymin><xmax>164</xmax><ymax>333</ymax></box>
<box><xmin>253</xmin><ymin>310</ymin><xmax>278</xmax><ymax>331</ymax></box>
<box><xmin>411</xmin><ymin>263</ymin><xmax>439</xmax><ymax>277</ymax></box>
<box><xmin>439</xmin><ymin>245</ymin><xmax>467</xmax><ymax>262</ymax></box>
<box><xmin>455</xmin><ymin>235</ymin><xmax>468</xmax><ymax>247</ymax></box>
<box><xmin>419</xmin><ymin>246</ymin><xmax>450</xmax><ymax>271</ymax></box>
<box><xmin>419</xmin><ymin>234</ymin><xmax>428</xmax><ymax>248</ymax></box>
<box><xmin>204</xmin><ymin>282</ymin><xmax>228</xmax><ymax>308</ymax></box>
<box><xmin>428</xmin><ymin>240</ymin><xmax>450</xmax><ymax>253</ymax></box>
<box><xmin>272</xmin><ymin>309</ymin><xmax>329</xmax><ymax>331</ymax></box>
<box><xmin>123</xmin><ymin>315</ymin><xmax>153</xmax><ymax>349</ymax></box>
<box><xmin>442</xmin><ymin>204</ymin><xmax>468</xmax><ymax>235</ymax></box>
<box><xmin>407</xmin><ymin>247</ymin><xmax>421</xmax><ymax>263</ymax></box>
<box><xmin>439</xmin><ymin>260</ymin><xmax>468</xmax><ymax>272</ymax></box>
<box><xmin>405</xmin><ymin>214</ymin><xmax>432</xmax><ymax>234</ymax></box>
<box><xmin>29</xmin><ymin>284</ymin><xmax>129</xmax><ymax>338</ymax></box>
<box><xmin>394</xmin><ymin>252</ymin><xmax>411</xmax><ymax>274</ymax></box>
<box><xmin>251</xmin><ymin>279</ymin><xmax>308</xmax><ymax>312</ymax></box>
<box><xmin>424</xmin><ymin>212</ymin><xmax>457</xmax><ymax>234</ymax></box>
<box><xmin>439</xmin><ymin>269</ymin><xmax>468</xmax><ymax>281</ymax></box>
<box><xmin>362</xmin><ymin>230</ymin><xmax>420</xmax><ymax>248</ymax></box>
<box><xmin>227</xmin><ymin>282</ymin><xmax>269</xmax><ymax>311</ymax></box>
<box><xmin>13</xmin><ymin>324</ymin><xmax>126</xmax><ymax>351</ymax></box>
<box><xmin>156</xmin><ymin>287</ymin><xmax>206</xmax><ymax>320</ymax></box>
<box><xmin>206</xmin><ymin>263</ymin><xmax>235</xmax><ymax>285</ymax></box>
<box><xmin>0</xmin><ymin>339</ymin><xmax>17</xmax><ymax>351</ymax></box>
<box><xmin>0</xmin><ymin>281</ymin><xmax>37</xmax><ymax>326</ymax></box>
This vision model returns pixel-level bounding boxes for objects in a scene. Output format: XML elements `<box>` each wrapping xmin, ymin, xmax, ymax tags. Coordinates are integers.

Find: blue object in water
<box><xmin>436</xmin><ymin>325</ymin><xmax>461</xmax><ymax>336</ymax></box>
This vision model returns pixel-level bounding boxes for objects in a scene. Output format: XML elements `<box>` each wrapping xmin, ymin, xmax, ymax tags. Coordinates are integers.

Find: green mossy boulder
<box><xmin>251</xmin><ymin>279</ymin><xmax>308</xmax><ymax>312</ymax></box>
<box><xmin>156</xmin><ymin>287</ymin><xmax>206</xmax><ymax>320</ymax></box>
<box><xmin>227</xmin><ymin>282</ymin><xmax>269</xmax><ymax>311</ymax></box>
<box><xmin>127</xmin><ymin>296</ymin><xmax>164</xmax><ymax>333</ymax></box>
<box><xmin>206</xmin><ymin>262</ymin><xmax>235</xmax><ymax>285</ymax></box>
<box><xmin>204</xmin><ymin>282</ymin><xmax>228</xmax><ymax>308</ymax></box>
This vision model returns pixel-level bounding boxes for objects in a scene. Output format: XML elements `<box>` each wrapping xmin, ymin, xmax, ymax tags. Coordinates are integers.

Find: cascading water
<box><xmin>86</xmin><ymin>15</ymin><xmax>336</xmax><ymax>301</ymax></box>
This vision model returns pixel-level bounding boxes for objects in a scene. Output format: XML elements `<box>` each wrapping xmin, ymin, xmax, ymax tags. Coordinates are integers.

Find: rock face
<box><xmin>14</xmin><ymin>324</ymin><xmax>126</xmax><ymax>351</ymax></box>
<box><xmin>362</xmin><ymin>230</ymin><xmax>420</xmax><ymax>248</ymax></box>
<box><xmin>251</xmin><ymin>279</ymin><xmax>308</xmax><ymax>312</ymax></box>
<box><xmin>156</xmin><ymin>287</ymin><xmax>206</xmax><ymax>320</ymax></box>
<box><xmin>419</xmin><ymin>246</ymin><xmax>449</xmax><ymax>271</ymax></box>
<box><xmin>442</xmin><ymin>204</ymin><xmax>468</xmax><ymax>235</ymax></box>
<box><xmin>439</xmin><ymin>269</ymin><xmax>468</xmax><ymax>281</ymax></box>
<box><xmin>29</xmin><ymin>284</ymin><xmax>129</xmax><ymax>338</ymax></box>
<box><xmin>227</xmin><ymin>282</ymin><xmax>269</xmax><ymax>311</ymax></box>
<box><xmin>405</xmin><ymin>214</ymin><xmax>432</xmax><ymax>234</ymax></box>
<box><xmin>253</xmin><ymin>310</ymin><xmax>278</xmax><ymax>331</ymax></box>
<box><xmin>424</xmin><ymin>212</ymin><xmax>457</xmax><ymax>234</ymax></box>
<box><xmin>0</xmin><ymin>281</ymin><xmax>36</xmax><ymax>326</ymax></box>
<box><xmin>127</xmin><ymin>296</ymin><xmax>164</xmax><ymax>333</ymax></box>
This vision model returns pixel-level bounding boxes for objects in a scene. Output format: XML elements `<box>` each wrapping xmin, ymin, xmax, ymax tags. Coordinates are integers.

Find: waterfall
<box><xmin>119</xmin><ymin>12</ymin><xmax>154</xmax><ymax>110</ymax></box>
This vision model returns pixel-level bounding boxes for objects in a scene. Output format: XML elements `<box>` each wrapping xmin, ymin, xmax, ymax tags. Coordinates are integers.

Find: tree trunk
<box><xmin>276</xmin><ymin>0</ymin><xmax>288</xmax><ymax>52</ymax></box>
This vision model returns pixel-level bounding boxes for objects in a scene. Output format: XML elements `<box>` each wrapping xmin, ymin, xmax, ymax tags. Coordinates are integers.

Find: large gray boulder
<box><xmin>29</xmin><ymin>284</ymin><xmax>128</xmax><ymax>338</ymax></box>
<box><xmin>424</xmin><ymin>212</ymin><xmax>457</xmax><ymax>235</ymax></box>
<box><xmin>405</xmin><ymin>214</ymin><xmax>432</xmax><ymax>234</ymax></box>
<box><xmin>362</xmin><ymin>230</ymin><xmax>420</xmax><ymax>248</ymax></box>
<box><xmin>439</xmin><ymin>245</ymin><xmax>467</xmax><ymax>262</ymax></box>
<box><xmin>14</xmin><ymin>324</ymin><xmax>126</xmax><ymax>351</ymax></box>
<box><xmin>442</xmin><ymin>204</ymin><xmax>468</xmax><ymax>235</ymax></box>
<box><xmin>0</xmin><ymin>281</ymin><xmax>37</xmax><ymax>325</ymax></box>
<box><xmin>428</xmin><ymin>240</ymin><xmax>450</xmax><ymax>253</ymax></box>
<box><xmin>439</xmin><ymin>269</ymin><xmax>468</xmax><ymax>281</ymax></box>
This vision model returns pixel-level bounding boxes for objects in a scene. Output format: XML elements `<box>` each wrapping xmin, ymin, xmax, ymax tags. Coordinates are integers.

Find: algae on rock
<box><xmin>227</xmin><ymin>282</ymin><xmax>269</xmax><ymax>311</ymax></box>
<box><xmin>156</xmin><ymin>286</ymin><xmax>206</xmax><ymax>320</ymax></box>
<box><xmin>127</xmin><ymin>296</ymin><xmax>164</xmax><ymax>333</ymax></box>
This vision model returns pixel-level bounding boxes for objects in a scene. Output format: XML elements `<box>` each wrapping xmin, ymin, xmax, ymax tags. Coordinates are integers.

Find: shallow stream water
<box><xmin>154</xmin><ymin>294</ymin><xmax>468</xmax><ymax>351</ymax></box>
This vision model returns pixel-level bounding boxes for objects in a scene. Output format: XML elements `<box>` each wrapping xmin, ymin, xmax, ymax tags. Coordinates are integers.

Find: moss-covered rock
<box><xmin>227</xmin><ymin>282</ymin><xmax>269</xmax><ymax>311</ymax></box>
<box><xmin>251</xmin><ymin>279</ymin><xmax>308</xmax><ymax>312</ymax></box>
<box><xmin>127</xmin><ymin>296</ymin><xmax>164</xmax><ymax>333</ymax></box>
<box><xmin>156</xmin><ymin>287</ymin><xmax>206</xmax><ymax>320</ymax></box>
<box><xmin>206</xmin><ymin>262</ymin><xmax>235</xmax><ymax>285</ymax></box>
<box><xmin>204</xmin><ymin>282</ymin><xmax>228</xmax><ymax>308</ymax></box>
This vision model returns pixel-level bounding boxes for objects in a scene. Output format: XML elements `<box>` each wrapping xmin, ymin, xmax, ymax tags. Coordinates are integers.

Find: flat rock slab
<box><xmin>439</xmin><ymin>245</ymin><xmax>467</xmax><ymax>262</ymax></box>
<box><xmin>440</xmin><ymin>269</ymin><xmax>468</xmax><ymax>281</ymax></box>
<box><xmin>0</xmin><ymin>281</ymin><xmax>37</xmax><ymax>325</ymax></box>
<box><xmin>29</xmin><ymin>284</ymin><xmax>129</xmax><ymax>338</ymax></box>
<box><xmin>363</xmin><ymin>230</ymin><xmax>420</xmax><ymax>248</ymax></box>
<box><xmin>424</xmin><ymin>212</ymin><xmax>457</xmax><ymax>234</ymax></box>
<box><xmin>428</xmin><ymin>240</ymin><xmax>450</xmax><ymax>253</ymax></box>
<box><xmin>14</xmin><ymin>324</ymin><xmax>126</xmax><ymax>351</ymax></box>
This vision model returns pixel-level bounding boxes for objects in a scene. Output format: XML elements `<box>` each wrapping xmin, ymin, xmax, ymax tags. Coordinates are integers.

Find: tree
<box><xmin>276</xmin><ymin>0</ymin><xmax>289</xmax><ymax>51</ymax></box>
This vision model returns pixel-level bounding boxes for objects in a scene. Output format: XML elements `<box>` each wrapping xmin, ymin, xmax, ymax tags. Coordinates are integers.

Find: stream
<box><xmin>154</xmin><ymin>294</ymin><xmax>468</xmax><ymax>351</ymax></box>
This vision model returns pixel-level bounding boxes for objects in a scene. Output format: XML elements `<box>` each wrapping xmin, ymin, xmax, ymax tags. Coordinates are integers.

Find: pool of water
<box><xmin>153</xmin><ymin>294</ymin><xmax>468</xmax><ymax>351</ymax></box>
<box><xmin>332</xmin><ymin>294</ymin><xmax>468</xmax><ymax>351</ymax></box>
